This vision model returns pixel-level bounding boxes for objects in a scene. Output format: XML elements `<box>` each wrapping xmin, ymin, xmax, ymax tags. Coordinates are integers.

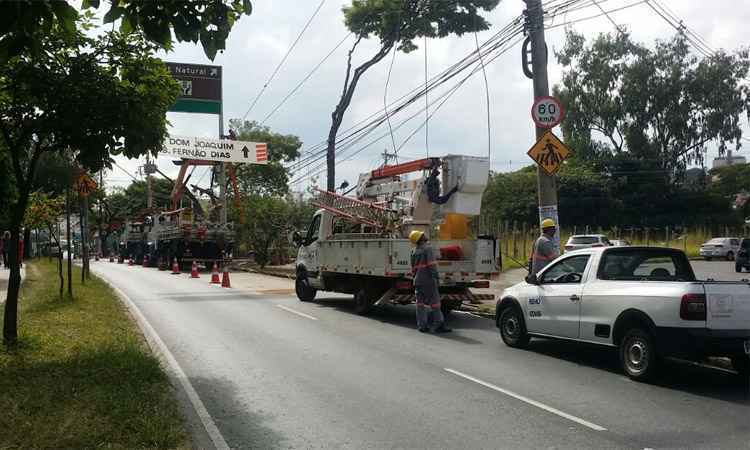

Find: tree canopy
<box><xmin>554</xmin><ymin>30</ymin><xmax>750</xmax><ymax>180</ymax></box>
<box><xmin>0</xmin><ymin>0</ymin><xmax>252</xmax><ymax>61</ymax></box>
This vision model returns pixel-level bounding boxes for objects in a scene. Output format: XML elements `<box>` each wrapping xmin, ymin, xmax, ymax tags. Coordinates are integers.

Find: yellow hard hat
<box><xmin>541</xmin><ymin>218</ymin><xmax>556</xmax><ymax>229</ymax></box>
<box><xmin>409</xmin><ymin>230</ymin><xmax>425</xmax><ymax>244</ymax></box>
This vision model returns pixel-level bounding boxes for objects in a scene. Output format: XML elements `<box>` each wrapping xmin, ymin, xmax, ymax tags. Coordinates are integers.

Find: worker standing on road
<box><xmin>409</xmin><ymin>230</ymin><xmax>451</xmax><ymax>333</ymax></box>
<box><xmin>531</xmin><ymin>219</ymin><xmax>559</xmax><ymax>276</ymax></box>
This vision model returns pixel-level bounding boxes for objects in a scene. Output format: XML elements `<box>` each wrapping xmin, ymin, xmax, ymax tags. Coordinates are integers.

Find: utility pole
<box><xmin>524</xmin><ymin>0</ymin><xmax>560</xmax><ymax>244</ymax></box>
<box><xmin>145</xmin><ymin>155</ymin><xmax>154</xmax><ymax>209</ymax></box>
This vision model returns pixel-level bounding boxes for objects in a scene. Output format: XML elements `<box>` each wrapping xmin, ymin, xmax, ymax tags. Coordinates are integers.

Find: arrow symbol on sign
<box><xmin>242</xmin><ymin>146</ymin><xmax>249</xmax><ymax>158</ymax></box>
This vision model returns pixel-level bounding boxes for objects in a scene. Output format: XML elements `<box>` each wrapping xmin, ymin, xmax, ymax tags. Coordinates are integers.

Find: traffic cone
<box><xmin>171</xmin><ymin>258</ymin><xmax>180</xmax><ymax>274</ymax></box>
<box><xmin>190</xmin><ymin>260</ymin><xmax>200</xmax><ymax>278</ymax></box>
<box><xmin>128</xmin><ymin>256</ymin><xmax>133</xmax><ymax>266</ymax></box>
<box><xmin>158</xmin><ymin>257</ymin><xmax>166</xmax><ymax>271</ymax></box>
<box><xmin>109</xmin><ymin>255</ymin><xmax>114</xmax><ymax>263</ymax></box>
<box><xmin>117</xmin><ymin>255</ymin><xmax>123</xmax><ymax>264</ymax></box>
<box><xmin>209</xmin><ymin>262</ymin><xmax>220</xmax><ymax>284</ymax></box>
<box><xmin>142</xmin><ymin>254</ymin><xmax>149</xmax><ymax>267</ymax></box>
<box><xmin>221</xmin><ymin>266</ymin><xmax>231</xmax><ymax>288</ymax></box>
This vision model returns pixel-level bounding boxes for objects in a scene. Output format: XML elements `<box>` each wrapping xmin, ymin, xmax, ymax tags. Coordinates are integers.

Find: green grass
<box><xmin>0</xmin><ymin>260</ymin><xmax>189</xmax><ymax>450</ymax></box>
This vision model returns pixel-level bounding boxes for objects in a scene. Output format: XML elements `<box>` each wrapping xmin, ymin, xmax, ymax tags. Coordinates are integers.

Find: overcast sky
<box><xmin>103</xmin><ymin>0</ymin><xmax>750</xmax><ymax>193</ymax></box>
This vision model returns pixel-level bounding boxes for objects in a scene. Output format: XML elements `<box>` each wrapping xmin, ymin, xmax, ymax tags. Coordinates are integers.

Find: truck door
<box><xmin>299</xmin><ymin>213</ymin><xmax>322</xmax><ymax>275</ymax></box>
<box><xmin>529</xmin><ymin>254</ymin><xmax>590</xmax><ymax>338</ymax></box>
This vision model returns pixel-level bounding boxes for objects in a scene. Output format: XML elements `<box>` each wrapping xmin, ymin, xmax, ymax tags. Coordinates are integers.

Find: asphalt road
<box><xmin>91</xmin><ymin>260</ymin><xmax>749</xmax><ymax>450</ymax></box>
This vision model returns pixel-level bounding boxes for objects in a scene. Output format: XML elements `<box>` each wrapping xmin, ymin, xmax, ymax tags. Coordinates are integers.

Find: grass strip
<box><xmin>0</xmin><ymin>259</ymin><xmax>189</xmax><ymax>449</ymax></box>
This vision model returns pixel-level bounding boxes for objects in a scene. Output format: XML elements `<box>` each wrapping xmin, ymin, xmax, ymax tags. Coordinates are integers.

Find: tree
<box><xmin>228</xmin><ymin>119</ymin><xmax>302</xmax><ymax>197</ymax></box>
<box><xmin>25</xmin><ymin>192</ymin><xmax>66</xmax><ymax>299</ymax></box>
<box><xmin>0</xmin><ymin>18</ymin><xmax>180</xmax><ymax>346</ymax></box>
<box><xmin>325</xmin><ymin>0</ymin><xmax>500</xmax><ymax>191</ymax></box>
<box><xmin>0</xmin><ymin>0</ymin><xmax>252</xmax><ymax>62</ymax></box>
<box><xmin>555</xmin><ymin>30</ymin><xmax>750</xmax><ymax>181</ymax></box>
<box><xmin>106</xmin><ymin>179</ymin><xmax>175</xmax><ymax>223</ymax></box>
<box><xmin>237</xmin><ymin>196</ymin><xmax>291</xmax><ymax>268</ymax></box>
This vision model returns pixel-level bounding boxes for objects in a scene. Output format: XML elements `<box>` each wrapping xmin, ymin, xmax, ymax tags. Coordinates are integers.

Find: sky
<box><xmin>102</xmin><ymin>0</ymin><xmax>750</xmax><ymax>194</ymax></box>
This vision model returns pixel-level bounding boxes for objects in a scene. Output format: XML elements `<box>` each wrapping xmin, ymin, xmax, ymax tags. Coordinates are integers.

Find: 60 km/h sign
<box><xmin>160</xmin><ymin>135</ymin><xmax>268</xmax><ymax>164</ymax></box>
<box><xmin>531</xmin><ymin>96</ymin><xmax>564</xmax><ymax>129</ymax></box>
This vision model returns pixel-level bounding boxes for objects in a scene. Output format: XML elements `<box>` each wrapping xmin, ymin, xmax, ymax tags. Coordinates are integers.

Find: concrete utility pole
<box><xmin>524</xmin><ymin>0</ymin><xmax>560</xmax><ymax>241</ymax></box>
<box><xmin>145</xmin><ymin>155</ymin><xmax>154</xmax><ymax>210</ymax></box>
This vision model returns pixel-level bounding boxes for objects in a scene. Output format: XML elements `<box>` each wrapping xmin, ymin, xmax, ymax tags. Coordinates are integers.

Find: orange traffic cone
<box><xmin>209</xmin><ymin>262</ymin><xmax>220</xmax><ymax>284</ymax></box>
<box><xmin>158</xmin><ymin>257</ymin><xmax>166</xmax><ymax>271</ymax></box>
<box><xmin>171</xmin><ymin>258</ymin><xmax>180</xmax><ymax>274</ymax></box>
<box><xmin>128</xmin><ymin>256</ymin><xmax>133</xmax><ymax>266</ymax></box>
<box><xmin>117</xmin><ymin>255</ymin><xmax>123</xmax><ymax>264</ymax></box>
<box><xmin>221</xmin><ymin>266</ymin><xmax>231</xmax><ymax>288</ymax></box>
<box><xmin>142</xmin><ymin>254</ymin><xmax>149</xmax><ymax>267</ymax></box>
<box><xmin>190</xmin><ymin>260</ymin><xmax>200</xmax><ymax>278</ymax></box>
<box><xmin>109</xmin><ymin>255</ymin><xmax>114</xmax><ymax>263</ymax></box>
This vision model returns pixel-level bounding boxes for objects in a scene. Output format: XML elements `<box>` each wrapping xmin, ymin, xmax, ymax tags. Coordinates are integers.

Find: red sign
<box><xmin>531</xmin><ymin>96</ymin><xmax>565</xmax><ymax>129</ymax></box>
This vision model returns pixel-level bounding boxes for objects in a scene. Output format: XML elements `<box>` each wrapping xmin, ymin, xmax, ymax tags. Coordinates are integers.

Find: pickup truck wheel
<box><xmin>354</xmin><ymin>289</ymin><xmax>374</xmax><ymax>316</ymax></box>
<box><xmin>295</xmin><ymin>275</ymin><xmax>316</xmax><ymax>302</ymax></box>
<box><xmin>731</xmin><ymin>355</ymin><xmax>749</xmax><ymax>377</ymax></box>
<box><xmin>620</xmin><ymin>328</ymin><xmax>658</xmax><ymax>381</ymax></box>
<box><xmin>726</xmin><ymin>251</ymin><xmax>735</xmax><ymax>261</ymax></box>
<box><xmin>499</xmin><ymin>306</ymin><xmax>530</xmax><ymax>348</ymax></box>
<box><xmin>736</xmin><ymin>264</ymin><xmax>743</xmax><ymax>273</ymax></box>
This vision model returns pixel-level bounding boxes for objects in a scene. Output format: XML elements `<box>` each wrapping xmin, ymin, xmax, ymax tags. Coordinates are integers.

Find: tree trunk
<box><xmin>66</xmin><ymin>187</ymin><xmax>73</xmax><ymax>299</ymax></box>
<box><xmin>326</xmin><ymin>37</ymin><xmax>392</xmax><ymax>192</ymax></box>
<box><xmin>3</xmin><ymin>229</ymin><xmax>21</xmax><ymax>346</ymax></box>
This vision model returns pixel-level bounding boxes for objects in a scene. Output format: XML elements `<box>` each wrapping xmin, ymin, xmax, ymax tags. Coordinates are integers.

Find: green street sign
<box><xmin>165</xmin><ymin>62</ymin><xmax>222</xmax><ymax>115</ymax></box>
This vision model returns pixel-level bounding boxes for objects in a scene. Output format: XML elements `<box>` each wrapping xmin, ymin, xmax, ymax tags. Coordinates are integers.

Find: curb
<box><xmin>89</xmin><ymin>266</ymin><xmax>230</xmax><ymax>450</ymax></box>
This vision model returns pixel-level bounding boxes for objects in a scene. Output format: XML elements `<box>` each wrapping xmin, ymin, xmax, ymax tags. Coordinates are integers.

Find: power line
<box><xmin>589</xmin><ymin>0</ymin><xmax>625</xmax><ymax>35</ymax></box>
<box><xmin>111</xmin><ymin>160</ymin><xmax>139</xmax><ymax>182</ymax></box>
<box><xmin>259</xmin><ymin>33</ymin><xmax>352</xmax><ymax>126</ymax></box>
<box><xmin>241</xmin><ymin>0</ymin><xmax>327</xmax><ymax>121</ymax></box>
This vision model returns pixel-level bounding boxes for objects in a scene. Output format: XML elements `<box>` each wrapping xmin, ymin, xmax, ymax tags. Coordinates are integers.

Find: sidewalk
<box><xmin>0</xmin><ymin>266</ymin><xmax>25</xmax><ymax>305</ymax></box>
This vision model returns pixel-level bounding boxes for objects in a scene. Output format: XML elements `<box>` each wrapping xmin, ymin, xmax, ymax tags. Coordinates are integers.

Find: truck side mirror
<box><xmin>525</xmin><ymin>273</ymin><xmax>538</xmax><ymax>285</ymax></box>
<box><xmin>291</xmin><ymin>231</ymin><xmax>302</xmax><ymax>247</ymax></box>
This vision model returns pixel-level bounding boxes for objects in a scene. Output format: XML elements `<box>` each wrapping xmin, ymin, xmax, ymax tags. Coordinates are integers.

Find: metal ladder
<box><xmin>311</xmin><ymin>188</ymin><xmax>399</xmax><ymax>231</ymax></box>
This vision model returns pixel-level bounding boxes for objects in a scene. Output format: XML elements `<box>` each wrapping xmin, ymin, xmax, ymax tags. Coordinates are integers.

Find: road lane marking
<box><xmin>90</xmin><ymin>268</ymin><xmax>230</xmax><ymax>450</ymax></box>
<box><xmin>276</xmin><ymin>304</ymin><xmax>318</xmax><ymax>321</ymax></box>
<box><xmin>444</xmin><ymin>368</ymin><xmax>607</xmax><ymax>432</ymax></box>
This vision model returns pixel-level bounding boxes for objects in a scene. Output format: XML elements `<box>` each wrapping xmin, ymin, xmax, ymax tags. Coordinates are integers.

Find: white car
<box><xmin>699</xmin><ymin>237</ymin><xmax>740</xmax><ymax>261</ymax></box>
<box><xmin>609</xmin><ymin>239</ymin><xmax>631</xmax><ymax>247</ymax></box>
<box><xmin>495</xmin><ymin>246</ymin><xmax>750</xmax><ymax>380</ymax></box>
<box><xmin>564</xmin><ymin>234</ymin><xmax>611</xmax><ymax>252</ymax></box>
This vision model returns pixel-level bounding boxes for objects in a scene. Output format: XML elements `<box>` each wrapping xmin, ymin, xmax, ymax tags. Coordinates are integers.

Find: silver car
<box><xmin>700</xmin><ymin>237</ymin><xmax>740</xmax><ymax>261</ymax></box>
<box><xmin>564</xmin><ymin>234</ymin><xmax>611</xmax><ymax>252</ymax></box>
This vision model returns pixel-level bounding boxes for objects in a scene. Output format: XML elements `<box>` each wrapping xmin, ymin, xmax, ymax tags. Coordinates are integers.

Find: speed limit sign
<box><xmin>531</xmin><ymin>96</ymin><xmax>564</xmax><ymax>129</ymax></box>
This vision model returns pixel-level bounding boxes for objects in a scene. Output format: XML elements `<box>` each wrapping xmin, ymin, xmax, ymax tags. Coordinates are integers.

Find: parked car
<box><xmin>610</xmin><ymin>239</ymin><xmax>631</xmax><ymax>247</ymax></box>
<box><xmin>496</xmin><ymin>246</ymin><xmax>750</xmax><ymax>380</ymax></box>
<box><xmin>735</xmin><ymin>238</ymin><xmax>750</xmax><ymax>272</ymax></box>
<box><xmin>564</xmin><ymin>234</ymin><xmax>611</xmax><ymax>252</ymax></box>
<box><xmin>699</xmin><ymin>237</ymin><xmax>740</xmax><ymax>261</ymax></box>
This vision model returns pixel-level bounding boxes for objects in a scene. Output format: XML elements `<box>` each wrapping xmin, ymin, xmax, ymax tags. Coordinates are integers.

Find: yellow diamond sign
<box><xmin>527</xmin><ymin>130</ymin><xmax>572</xmax><ymax>175</ymax></box>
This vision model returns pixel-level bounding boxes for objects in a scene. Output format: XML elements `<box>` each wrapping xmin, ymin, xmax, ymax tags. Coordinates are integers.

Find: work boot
<box><xmin>434</xmin><ymin>325</ymin><xmax>452</xmax><ymax>333</ymax></box>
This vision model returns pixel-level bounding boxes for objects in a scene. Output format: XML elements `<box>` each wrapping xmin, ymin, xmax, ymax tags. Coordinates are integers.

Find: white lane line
<box><xmin>444</xmin><ymin>368</ymin><xmax>607</xmax><ymax>432</ymax></box>
<box><xmin>91</xmin><ymin>268</ymin><xmax>230</xmax><ymax>450</ymax></box>
<box><xmin>276</xmin><ymin>304</ymin><xmax>318</xmax><ymax>321</ymax></box>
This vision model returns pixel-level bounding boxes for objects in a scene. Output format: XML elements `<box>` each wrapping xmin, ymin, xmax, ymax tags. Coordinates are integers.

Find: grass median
<box><xmin>0</xmin><ymin>259</ymin><xmax>189</xmax><ymax>449</ymax></box>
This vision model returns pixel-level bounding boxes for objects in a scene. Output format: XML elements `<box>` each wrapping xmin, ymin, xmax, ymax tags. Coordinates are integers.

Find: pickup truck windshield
<box><xmin>598</xmin><ymin>248</ymin><xmax>696</xmax><ymax>281</ymax></box>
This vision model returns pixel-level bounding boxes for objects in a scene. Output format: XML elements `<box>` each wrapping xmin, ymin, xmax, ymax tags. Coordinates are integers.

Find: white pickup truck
<box><xmin>496</xmin><ymin>246</ymin><xmax>750</xmax><ymax>380</ymax></box>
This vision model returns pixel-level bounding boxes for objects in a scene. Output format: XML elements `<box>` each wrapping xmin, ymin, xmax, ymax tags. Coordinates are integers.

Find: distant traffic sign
<box><xmin>165</xmin><ymin>62</ymin><xmax>222</xmax><ymax>115</ymax></box>
<box><xmin>160</xmin><ymin>135</ymin><xmax>268</xmax><ymax>164</ymax></box>
<box><xmin>527</xmin><ymin>130</ymin><xmax>572</xmax><ymax>175</ymax></box>
<box><xmin>531</xmin><ymin>96</ymin><xmax>564</xmax><ymax>129</ymax></box>
<box><xmin>75</xmin><ymin>173</ymin><xmax>97</xmax><ymax>197</ymax></box>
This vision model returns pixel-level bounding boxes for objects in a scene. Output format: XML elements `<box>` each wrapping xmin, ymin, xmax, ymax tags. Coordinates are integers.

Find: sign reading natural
<box><xmin>165</xmin><ymin>62</ymin><xmax>222</xmax><ymax>115</ymax></box>
<box><xmin>161</xmin><ymin>135</ymin><xmax>268</xmax><ymax>164</ymax></box>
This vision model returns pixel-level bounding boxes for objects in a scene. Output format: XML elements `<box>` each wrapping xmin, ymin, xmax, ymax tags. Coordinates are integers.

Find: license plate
<box><xmin>745</xmin><ymin>340</ymin><xmax>750</xmax><ymax>355</ymax></box>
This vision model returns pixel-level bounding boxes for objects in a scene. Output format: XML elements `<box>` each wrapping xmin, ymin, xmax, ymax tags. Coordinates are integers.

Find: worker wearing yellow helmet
<box><xmin>409</xmin><ymin>230</ymin><xmax>451</xmax><ymax>333</ymax></box>
<box><xmin>531</xmin><ymin>218</ymin><xmax>559</xmax><ymax>276</ymax></box>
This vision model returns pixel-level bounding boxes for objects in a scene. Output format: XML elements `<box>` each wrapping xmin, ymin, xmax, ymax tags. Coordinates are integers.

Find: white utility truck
<box><xmin>293</xmin><ymin>155</ymin><xmax>500</xmax><ymax>315</ymax></box>
<box><xmin>496</xmin><ymin>246</ymin><xmax>750</xmax><ymax>380</ymax></box>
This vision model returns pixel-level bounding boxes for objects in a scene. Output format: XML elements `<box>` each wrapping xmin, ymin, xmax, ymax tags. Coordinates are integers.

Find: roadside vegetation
<box><xmin>0</xmin><ymin>260</ymin><xmax>188</xmax><ymax>449</ymax></box>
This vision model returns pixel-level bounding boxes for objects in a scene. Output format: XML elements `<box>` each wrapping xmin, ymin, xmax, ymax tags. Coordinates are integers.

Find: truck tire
<box><xmin>354</xmin><ymin>289</ymin><xmax>374</xmax><ymax>316</ymax></box>
<box><xmin>295</xmin><ymin>275</ymin><xmax>316</xmax><ymax>302</ymax></box>
<box><xmin>726</xmin><ymin>251</ymin><xmax>735</xmax><ymax>261</ymax></box>
<box><xmin>736</xmin><ymin>264</ymin><xmax>743</xmax><ymax>273</ymax></box>
<box><xmin>499</xmin><ymin>306</ymin><xmax>530</xmax><ymax>348</ymax></box>
<box><xmin>731</xmin><ymin>355</ymin><xmax>749</xmax><ymax>377</ymax></box>
<box><xmin>620</xmin><ymin>328</ymin><xmax>658</xmax><ymax>381</ymax></box>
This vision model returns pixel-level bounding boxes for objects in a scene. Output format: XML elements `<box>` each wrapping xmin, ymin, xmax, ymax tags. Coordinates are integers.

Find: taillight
<box><xmin>473</xmin><ymin>280</ymin><xmax>490</xmax><ymax>289</ymax></box>
<box><xmin>395</xmin><ymin>280</ymin><xmax>413</xmax><ymax>291</ymax></box>
<box><xmin>680</xmin><ymin>294</ymin><xmax>706</xmax><ymax>321</ymax></box>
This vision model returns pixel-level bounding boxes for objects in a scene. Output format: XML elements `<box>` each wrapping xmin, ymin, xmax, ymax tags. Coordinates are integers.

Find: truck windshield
<box><xmin>598</xmin><ymin>248</ymin><xmax>696</xmax><ymax>282</ymax></box>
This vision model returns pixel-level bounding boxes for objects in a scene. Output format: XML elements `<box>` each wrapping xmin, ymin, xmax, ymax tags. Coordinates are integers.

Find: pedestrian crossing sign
<box><xmin>527</xmin><ymin>130</ymin><xmax>572</xmax><ymax>175</ymax></box>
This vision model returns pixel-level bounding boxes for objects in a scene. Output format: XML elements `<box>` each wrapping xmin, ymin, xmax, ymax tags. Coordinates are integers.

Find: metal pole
<box><xmin>524</xmin><ymin>0</ymin><xmax>560</xmax><ymax>246</ymax></box>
